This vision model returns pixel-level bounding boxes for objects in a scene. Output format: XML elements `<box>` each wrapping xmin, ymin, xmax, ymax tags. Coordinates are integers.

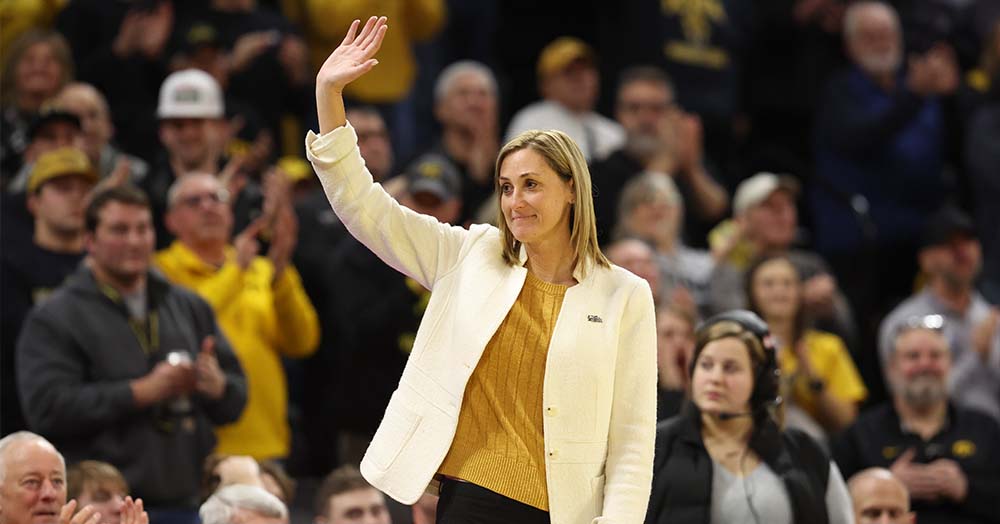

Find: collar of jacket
<box><xmin>67</xmin><ymin>263</ymin><xmax>171</xmax><ymax>309</ymax></box>
<box><xmin>515</xmin><ymin>243</ymin><xmax>594</xmax><ymax>283</ymax></box>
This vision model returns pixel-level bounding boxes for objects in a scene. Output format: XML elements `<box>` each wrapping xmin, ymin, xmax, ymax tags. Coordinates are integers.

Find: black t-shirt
<box><xmin>1</xmin><ymin>239</ymin><xmax>84</xmax><ymax>434</ymax></box>
<box><xmin>833</xmin><ymin>402</ymin><xmax>1000</xmax><ymax>524</ymax></box>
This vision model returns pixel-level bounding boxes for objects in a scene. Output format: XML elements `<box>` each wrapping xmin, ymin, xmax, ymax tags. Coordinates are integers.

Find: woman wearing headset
<box><xmin>646</xmin><ymin>311</ymin><xmax>854</xmax><ymax>524</ymax></box>
<box><xmin>308</xmin><ymin>17</ymin><xmax>657</xmax><ymax>524</ymax></box>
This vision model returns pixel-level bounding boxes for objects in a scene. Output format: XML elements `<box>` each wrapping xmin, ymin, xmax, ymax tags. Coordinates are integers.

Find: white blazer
<box><xmin>306</xmin><ymin>123</ymin><xmax>657</xmax><ymax>524</ymax></box>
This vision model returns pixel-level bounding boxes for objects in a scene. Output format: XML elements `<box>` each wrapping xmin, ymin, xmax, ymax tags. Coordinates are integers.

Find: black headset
<box><xmin>693</xmin><ymin>310</ymin><xmax>783</xmax><ymax>416</ymax></box>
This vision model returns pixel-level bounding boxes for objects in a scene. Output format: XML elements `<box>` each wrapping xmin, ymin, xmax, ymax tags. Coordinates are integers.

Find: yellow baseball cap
<box><xmin>28</xmin><ymin>147</ymin><xmax>99</xmax><ymax>193</ymax></box>
<box><xmin>277</xmin><ymin>156</ymin><xmax>313</xmax><ymax>183</ymax></box>
<box><xmin>537</xmin><ymin>37</ymin><xmax>596</xmax><ymax>78</ymax></box>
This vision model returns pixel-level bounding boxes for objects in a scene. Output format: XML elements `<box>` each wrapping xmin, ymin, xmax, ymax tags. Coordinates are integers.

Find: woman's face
<box><xmin>751</xmin><ymin>258</ymin><xmax>800</xmax><ymax>322</ymax></box>
<box><xmin>691</xmin><ymin>337</ymin><xmax>755</xmax><ymax>415</ymax></box>
<box><xmin>498</xmin><ymin>148</ymin><xmax>575</xmax><ymax>249</ymax></box>
<box><xmin>16</xmin><ymin>42</ymin><xmax>63</xmax><ymax>99</ymax></box>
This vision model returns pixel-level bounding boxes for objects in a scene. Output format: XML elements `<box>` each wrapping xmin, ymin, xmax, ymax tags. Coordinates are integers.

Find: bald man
<box><xmin>848</xmin><ymin>468</ymin><xmax>915</xmax><ymax>524</ymax></box>
<box><xmin>50</xmin><ymin>83</ymin><xmax>148</xmax><ymax>183</ymax></box>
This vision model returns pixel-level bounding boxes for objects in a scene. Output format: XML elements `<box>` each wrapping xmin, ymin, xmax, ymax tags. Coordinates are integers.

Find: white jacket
<box><xmin>306</xmin><ymin>123</ymin><xmax>657</xmax><ymax>524</ymax></box>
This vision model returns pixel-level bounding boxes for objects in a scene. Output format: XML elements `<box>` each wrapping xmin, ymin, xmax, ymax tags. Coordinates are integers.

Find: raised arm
<box><xmin>316</xmin><ymin>17</ymin><xmax>387</xmax><ymax>133</ymax></box>
<box><xmin>308</xmin><ymin>16</ymin><xmax>474</xmax><ymax>290</ymax></box>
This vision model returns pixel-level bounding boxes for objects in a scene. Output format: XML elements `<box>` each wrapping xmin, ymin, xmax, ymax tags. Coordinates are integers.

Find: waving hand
<box><xmin>316</xmin><ymin>16</ymin><xmax>388</xmax><ymax>133</ymax></box>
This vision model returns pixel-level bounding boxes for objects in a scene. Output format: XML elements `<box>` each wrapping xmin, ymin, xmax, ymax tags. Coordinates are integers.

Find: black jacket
<box><xmin>17</xmin><ymin>267</ymin><xmax>246</xmax><ymax>509</ymax></box>
<box><xmin>647</xmin><ymin>409</ymin><xmax>829</xmax><ymax>524</ymax></box>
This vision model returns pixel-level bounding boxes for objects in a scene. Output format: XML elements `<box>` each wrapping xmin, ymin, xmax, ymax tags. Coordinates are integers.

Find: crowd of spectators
<box><xmin>2</xmin><ymin>0</ymin><xmax>999</xmax><ymax>522</ymax></box>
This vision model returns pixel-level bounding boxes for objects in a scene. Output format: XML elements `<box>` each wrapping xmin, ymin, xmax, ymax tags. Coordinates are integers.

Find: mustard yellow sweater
<box><xmin>438</xmin><ymin>271</ymin><xmax>567</xmax><ymax>510</ymax></box>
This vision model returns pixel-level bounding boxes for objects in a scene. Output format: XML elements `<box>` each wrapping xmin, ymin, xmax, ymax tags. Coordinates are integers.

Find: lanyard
<box><xmin>99</xmin><ymin>283</ymin><xmax>160</xmax><ymax>356</ymax></box>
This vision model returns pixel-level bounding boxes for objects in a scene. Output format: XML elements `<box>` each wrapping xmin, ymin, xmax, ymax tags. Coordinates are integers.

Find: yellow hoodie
<box><xmin>155</xmin><ymin>241</ymin><xmax>319</xmax><ymax>460</ymax></box>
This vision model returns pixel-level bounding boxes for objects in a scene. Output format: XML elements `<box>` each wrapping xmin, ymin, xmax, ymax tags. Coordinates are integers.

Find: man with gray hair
<box><xmin>0</xmin><ymin>432</ymin><xmax>68</xmax><ymax>524</ymax></box>
<box><xmin>812</xmin><ymin>0</ymin><xmax>960</xmax><ymax>360</ymax></box>
<box><xmin>0</xmin><ymin>432</ymin><xmax>111</xmax><ymax>524</ymax></box>
<box><xmin>833</xmin><ymin>321</ymin><xmax>1000</xmax><ymax>524</ymax></box>
<box><xmin>199</xmin><ymin>485</ymin><xmax>287</xmax><ymax>524</ymax></box>
<box><xmin>409</xmin><ymin>60</ymin><xmax>498</xmax><ymax>225</ymax></box>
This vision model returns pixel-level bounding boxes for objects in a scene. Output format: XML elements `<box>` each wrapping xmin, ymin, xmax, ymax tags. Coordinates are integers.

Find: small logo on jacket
<box><xmin>587</xmin><ymin>315</ymin><xmax>603</xmax><ymax>323</ymax></box>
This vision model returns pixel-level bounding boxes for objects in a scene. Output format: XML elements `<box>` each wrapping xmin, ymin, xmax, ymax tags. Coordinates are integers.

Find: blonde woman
<box><xmin>307</xmin><ymin>17</ymin><xmax>656</xmax><ymax>524</ymax></box>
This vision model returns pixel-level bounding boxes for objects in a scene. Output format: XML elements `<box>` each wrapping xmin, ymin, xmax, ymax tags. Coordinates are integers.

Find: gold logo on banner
<box><xmin>881</xmin><ymin>446</ymin><xmax>899</xmax><ymax>460</ymax></box>
<box><xmin>662</xmin><ymin>0</ymin><xmax>727</xmax><ymax>44</ymax></box>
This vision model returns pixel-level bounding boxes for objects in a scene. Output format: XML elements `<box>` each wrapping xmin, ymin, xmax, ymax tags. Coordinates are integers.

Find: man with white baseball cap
<box><xmin>156</xmin><ymin>69</ymin><xmax>225</xmax><ymax>177</ymax></box>
<box><xmin>707</xmin><ymin>171</ymin><xmax>857</xmax><ymax>349</ymax></box>
<box><xmin>141</xmin><ymin>69</ymin><xmax>245</xmax><ymax>250</ymax></box>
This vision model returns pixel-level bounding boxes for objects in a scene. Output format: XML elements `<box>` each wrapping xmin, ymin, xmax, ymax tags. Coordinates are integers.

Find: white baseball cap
<box><xmin>157</xmin><ymin>69</ymin><xmax>224</xmax><ymax>119</ymax></box>
<box><xmin>732</xmin><ymin>172</ymin><xmax>800</xmax><ymax>215</ymax></box>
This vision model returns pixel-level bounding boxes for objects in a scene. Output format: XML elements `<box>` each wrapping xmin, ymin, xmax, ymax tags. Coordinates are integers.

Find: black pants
<box><xmin>436</xmin><ymin>479</ymin><xmax>550</xmax><ymax>524</ymax></box>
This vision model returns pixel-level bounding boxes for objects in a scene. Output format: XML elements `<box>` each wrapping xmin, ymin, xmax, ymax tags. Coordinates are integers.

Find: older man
<box><xmin>812</xmin><ymin>0</ymin><xmax>959</xmax><ymax>344</ymax></box>
<box><xmin>200</xmin><ymin>485</ymin><xmax>287</xmax><ymax>524</ymax></box>
<box><xmin>878</xmin><ymin>206</ymin><xmax>999</xmax><ymax>421</ymax></box>
<box><xmin>590</xmin><ymin>66</ymin><xmax>727</xmax><ymax>247</ymax></box>
<box><xmin>17</xmin><ymin>186</ymin><xmax>246</xmax><ymax>523</ymax></box>
<box><xmin>833</xmin><ymin>322</ymin><xmax>1000</xmax><ymax>524</ymax></box>
<box><xmin>49</xmin><ymin>82</ymin><xmax>149</xmax><ymax>183</ymax></box>
<box><xmin>848</xmin><ymin>468</ymin><xmax>915</xmax><ymax>524</ymax></box>
<box><xmin>0</xmin><ymin>432</ymin><xmax>144</xmax><ymax>524</ymax></box>
<box><xmin>156</xmin><ymin>173</ymin><xmax>318</xmax><ymax>461</ymax></box>
<box><xmin>0</xmin><ymin>432</ymin><xmax>68</xmax><ymax>524</ymax></box>
<box><xmin>413</xmin><ymin>61</ymin><xmax>497</xmax><ymax>225</ymax></box>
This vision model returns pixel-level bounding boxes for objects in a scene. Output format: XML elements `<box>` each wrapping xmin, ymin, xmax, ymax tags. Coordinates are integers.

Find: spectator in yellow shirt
<box><xmin>155</xmin><ymin>172</ymin><xmax>319</xmax><ymax>460</ymax></box>
<box><xmin>746</xmin><ymin>252</ymin><xmax>867</xmax><ymax>441</ymax></box>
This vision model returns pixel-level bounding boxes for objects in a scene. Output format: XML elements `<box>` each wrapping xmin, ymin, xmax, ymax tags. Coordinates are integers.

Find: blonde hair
<box><xmin>495</xmin><ymin>129</ymin><xmax>609</xmax><ymax>269</ymax></box>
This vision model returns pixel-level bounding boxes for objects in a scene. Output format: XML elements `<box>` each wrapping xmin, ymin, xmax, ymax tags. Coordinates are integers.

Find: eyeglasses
<box><xmin>175</xmin><ymin>190</ymin><xmax>229</xmax><ymax>208</ymax></box>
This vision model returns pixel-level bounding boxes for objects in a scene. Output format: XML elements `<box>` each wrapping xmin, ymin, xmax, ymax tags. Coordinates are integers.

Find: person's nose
<box><xmin>39</xmin><ymin>479</ymin><xmax>60</xmax><ymax>501</ymax></box>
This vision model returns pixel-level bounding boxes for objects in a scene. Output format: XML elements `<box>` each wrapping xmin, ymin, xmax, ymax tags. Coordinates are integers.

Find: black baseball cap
<box><xmin>920</xmin><ymin>205</ymin><xmax>977</xmax><ymax>249</ymax></box>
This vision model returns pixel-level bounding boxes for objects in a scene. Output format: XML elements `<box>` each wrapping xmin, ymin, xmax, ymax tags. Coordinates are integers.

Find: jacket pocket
<box><xmin>366</xmin><ymin>391</ymin><xmax>422</xmax><ymax>471</ymax></box>
<box><xmin>591</xmin><ymin>473</ymin><xmax>606</xmax><ymax>518</ymax></box>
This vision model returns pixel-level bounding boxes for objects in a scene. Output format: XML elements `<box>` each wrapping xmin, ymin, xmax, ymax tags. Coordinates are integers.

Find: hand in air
<box><xmin>316</xmin><ymin>16</ymin><xmax>388</xmax><ymax>92</ymax></box>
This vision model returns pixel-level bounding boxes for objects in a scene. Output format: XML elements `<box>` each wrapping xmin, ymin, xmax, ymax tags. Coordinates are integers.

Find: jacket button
<box><xmin>548</xmin><ymin>448</ymin><xmax>558</xmax><ymax>458</ymax></box>
<box><xmin>545</xmin><ymin>406</ymin><xmax>557</xmax><ymax>416</ymax></box>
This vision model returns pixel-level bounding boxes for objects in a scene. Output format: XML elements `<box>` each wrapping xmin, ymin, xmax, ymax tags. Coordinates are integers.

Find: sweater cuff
<box><xmin>305</xmin><ymin>122</ymin><xmax>358</xmax><ymax>167</ymax></box>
